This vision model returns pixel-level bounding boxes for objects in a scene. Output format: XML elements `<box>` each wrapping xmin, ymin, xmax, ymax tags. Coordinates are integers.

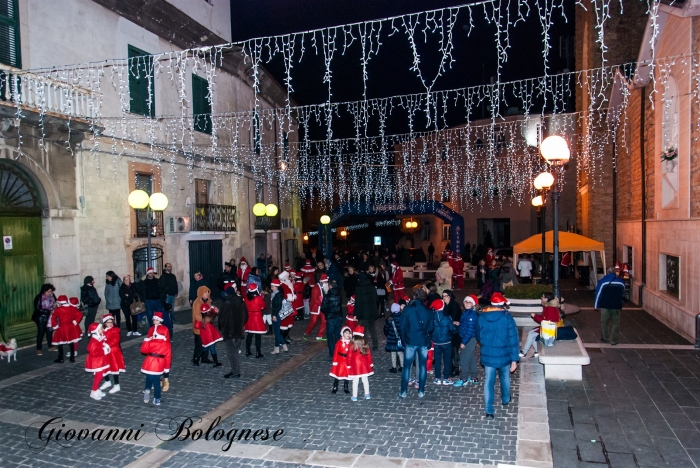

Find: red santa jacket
<box><xmin>140</xmin><ymin>325</ymin><xmax>172</xmax><ymax>375</ymax></box>
<box><xmin>329</xmin><ymin>339</ymin><xmax>352</xmax><ymax>380</ymax></box>
<box><xmin>301</xmin><ymin>262</ymin><xmax>316</xmax><ymax>285</ymax></box>
<box><xmin>453</xmin><ymin>257</ymin><xmax>465</xmax><ymax>276</ymax></box>
<box><xmin>195</xmin><ymin>318</ymin><xmax>223</xmax><ymax>347</ymax></box>
<box><xmin>347</xmin><ymin>345</ymin><xmax>374</xmax><ymax>378</ymax></box>
<box><xmin>237</xmin><ymin>260</ymin><xmax>250</xmax><ymax>285</ymax></box>
<box><xmin>391</xmin><ymin>268</ymin><xmax>404</xmax><ymax>290</ymax></box>
<box><xmin>293</xmin><ymin>279</ymin><xmax>305</xmax><ymax>310</ymax></box>
<box><xmin>104</xmin><ymin>326</ymin><xmax>125</xmax><ymax>374</ymax></box>
<box><xmin>309</xmin><ymin>283</ymin><xmax>325</xmax><ymax>315</ymax></box>
<box><xmin>85</xmin><ymin>335</ymin><xmax>110</xmax><ymax>373</ymax></box>
<box><xmin>531</xmin><ymin>306</ymin><xmax>561</xmax><ymax>333</ymax></box>
<box><xmin>49</xmin><ymin>306</ymin><xmax>83</xmax><ymax>345</ymax></box>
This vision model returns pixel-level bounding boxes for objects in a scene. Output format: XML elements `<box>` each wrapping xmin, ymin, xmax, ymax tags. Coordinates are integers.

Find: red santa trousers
<box><xmin>304</xmin><ymin>313</ymin><xmax>326</xmax><ymax>338</ymax></box>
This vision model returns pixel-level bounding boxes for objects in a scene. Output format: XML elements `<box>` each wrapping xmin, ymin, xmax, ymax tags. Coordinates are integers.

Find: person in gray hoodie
<box><xmin>104</xmin><ymin>271</ymin><xmax>122</xmax><ymax>329</ymax></box>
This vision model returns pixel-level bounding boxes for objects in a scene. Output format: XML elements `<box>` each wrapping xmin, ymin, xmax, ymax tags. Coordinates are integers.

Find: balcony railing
<box><xmin>0</xmin><ymin>66</ymin><xmax>98</xmax><ymax>119</ymax></box>
<box><xmin>135</xmin><ymin>210</ymin><xmax>165</xmax><ymax>238</ymax></box>
<box><xmin>193</xmin><ymin>204</ymin><xmax>237</xmax><ymax>232</ymax></box>
<box><xmin>254</xmin><ymin>213</ymin><xmax>281</xmax><ymax>231</ymax></box>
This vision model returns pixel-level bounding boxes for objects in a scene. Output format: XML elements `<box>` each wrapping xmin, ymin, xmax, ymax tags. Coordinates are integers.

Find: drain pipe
<box><xmin>639</xmin><ymin>86</ymin><xmax>647</xmax><ymax>307</ymax></box>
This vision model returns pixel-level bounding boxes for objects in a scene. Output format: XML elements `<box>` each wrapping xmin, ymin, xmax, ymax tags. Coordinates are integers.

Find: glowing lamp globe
<box><xmin>149</xmin><ymin>192</ymin><xmax>169</xmax><ymax>211</ymax></box>
<box><xmin>405</xmin><ymin>221</ymin><xmax>411</xmax><ymax>228</ymax></box>
<box><xmin>253</xmin><ymin>202</ymin><xmax>267</xmax><ymax>217</ymax></box>
<box><xmin>534</xmin><ymin>172</ymin><xmax>554</xmax><ymax>190</ymax></box>
<box><xmin>303</xmin><ymin>234</ymin><xmax>309</xmax><ymax>241</ymax></box>
<box><xmin>412</xmin><ymin>221</ymin><xmax>418</xmax><ymax>228</ymax></box>
<box><xmin>265</xmin><ymin>204</ymin><xmax>278</xmax><ymax>217</ymax></box>
<box><xmin>320</xmin><ymin>215</ymin><xmax>331</xmax><ymax>225</ymax></box>
<box><xmin>540</xmin><ymin>135</ymin><xmax>570</xmax><ymax>165</ymax></box>
<box><xmin>128</xmin><ymin>190</ymin><xmax>150</xmax><ymax>210</ymax></box>
<box><xmin>340</xmin><ymin>230</ymin><xmax>347</xmax><ymax>237</ymax></box>
<box><xmin>531</xmin><ymin>195</ymin><xmax>544</xmax><ymax>207</ymax></box>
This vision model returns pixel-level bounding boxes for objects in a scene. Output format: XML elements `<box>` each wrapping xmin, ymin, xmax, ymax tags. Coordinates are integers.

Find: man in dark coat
<box><xmin>343</xmin><ymin>266</ymin><xmax>358</xmax><ymax>298</ymax></box>
<box><xmin>159</xmin><ymin>262</ymin><xmax>179</xmax><ymax>309</ymax></box>
<box><xmin>398</xmin><ymin>288</ymin><xmax>434</xmax><ymax>399</ymax></box>
<box><xmin>217</xmin><ymin>262</ymin><xmax>238</xmax><ymax>297</ymax></box>
<box><xmin>353</xmin><ymin>272</ymin><xmax>379</xmax><ymax>350</ymax></box>
<box><xmin>218</xmin><ymin>283</ymin><xmax>248</xmax><ymax>378</ymax></box>
<box><xmin>80</xmin><ymin>276</ymin><xmax>101</xmax><ymax>337</ymax></box>
<box><xmin>189</xmin><ymin>271</ymin><xmax>207</xmax><ymax>305</ymax></box>
<box><xmin>595</xmin><ymin>267</ymin><xmax>626</xmax><ymax>345</ymax></box>
<box><xmin>140</xmin><ymin>267</ymin><xmax>162</xmax><ymax>327</ymax></box>
<box><xmin>321</xmin><ymin>283</ymin><xmax>343</xmax><ymax>357</ymax></box>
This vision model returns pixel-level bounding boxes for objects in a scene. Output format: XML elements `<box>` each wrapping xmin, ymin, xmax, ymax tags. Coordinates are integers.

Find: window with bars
<box><xmin>128</xmin><ymin>45</ymin><xmax>155</xmax><ymax>117</ymax></box>
<box><xmin>442</xmin><ymin>224</ymin><xmax>450</xmax><ymax>241</ymax></box>
<box><xmin>192</xmin><ymin>74</ymin><xmax>212</xmax><ymax>134</ymax></box>
<box><xmin>195</xmin><ymin>178</ymin><xmax>210</xmax><ymax>204</ymax></box>
<box><xmin>0</xmin><ymin>0</ymin><xmax>20</xmax><ymax>68</ymax></box>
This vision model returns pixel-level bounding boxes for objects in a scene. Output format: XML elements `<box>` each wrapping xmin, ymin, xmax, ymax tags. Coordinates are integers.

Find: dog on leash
<box><xmin>0</xmin><ymin>339</ymin><xmax>18</xmax><ymax>362</ymax></box>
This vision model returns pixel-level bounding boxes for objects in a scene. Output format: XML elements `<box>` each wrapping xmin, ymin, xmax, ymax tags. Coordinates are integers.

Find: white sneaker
<box><xmin>143</xmin><ymin>390</ymin><xmax>150</xmax><ymax>404</ymax></box>
<box><xmin>127</xmin><ymin>331</ymin><xmax>133</xmax><ymax>337</ymax></box>
<box><xmin>272</xmin><ymin>347</ymin><xmax>280</xmax><ymax>354</ymax></box>
<box><xmin>282</xmin><ymin>344</ymin><xmax>289</xmax><ymax>352</ymax></box>
<box><xmin>73</xmin><ymin>351</ymin><xmax>78</xmax><ymax>358</ymax></box>
<box><xmin>108</xmin><ymin>384</ymin><xmax>121</xmax><ymax>394</ymax></box>
<box><xmin>132</xmin><ymin>331</ymin><xmax>141</xmax><ymax>337</ymax></box>
<box><xmin>519</xmin><ymin>351</ymin><xmax>525</xmax><ymax>358</ymax></box>
<box><xmin>66</xmin><ymin>351</ymin><xmax>72</xmax><ymax>358</ymax></box>
<box><xmin>100</xmin><ymin>381</ymin><xmax>112</xmax><ymax>391</ymax></box>
<box><xmin>90</xmin><ymin>390</ymin><xmax>103</xmax><ymax>401</ymax></box>
<box><xmin>96</xmin><ymin>390</ymin><xmax>106</xmax><ymax>397</ymax></box>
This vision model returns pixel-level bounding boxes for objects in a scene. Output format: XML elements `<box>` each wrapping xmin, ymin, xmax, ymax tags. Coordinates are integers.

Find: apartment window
<box><xmin>195</xmin><ymin>178</ymin><xmax>210</xmax><ymax>204</ymax></box>
<box><xmin>660</xmin><ymin>254</ymin><xmax>680</xmax><ymax>299</ymax></box>
<box><xmin>442</xmin><ymin>224</ymin><xmax>450</xmax><ymax>241</ymax></box>
<box><xmin>128</xmin><ymin>45</ymin><xmax>155</xmax><ymax>117</ymax></box>
<box><xmin>192</xmin><ymin>74</ymin><xmax>212</xmax><ymax>134</ymax></box>
<box><xmin>0</xmin><ymin>0</ymin><xmax>21</xmax><ymax>68</ymax></box>
<box><xmin>422</xmin><ymin>221</ymin><xmax>430</xmax><ymax>241</ymax></box>
<box><xmin>134</xmin><ymin>172</ymin><xmax>153</xmax><ymax>195</ymax></box>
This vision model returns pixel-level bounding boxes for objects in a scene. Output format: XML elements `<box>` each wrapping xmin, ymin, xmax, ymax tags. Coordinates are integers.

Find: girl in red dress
<box><xmin>99</xmin><ymin>314</ymin><xmax>126</xmax><ymax>394</ymax></box>
<box><xmin>244</xmin><ymin>282</ymin><xmax>267</xmax><ymax>358</ymax></box>
<box><xmin>85</xmin><ymin>322</ymin><xmax>111</xmax><ymax>401</ymax></box>
<box><xmin>347</xmin><ymin>326</ymin><xmax>374</xmax><ymax>401</ymax></box>
<box><xmin>344</xmin><ymin>295</ymin><xmax>358</xmax><ymax>332</ymax></box>
<box><xmin>49</xmin><ymin>295</ymin><xmax>82</xmax><ymax>363</ymax></box>
<box><xmin>195</xmin><ymin>303</ymin><xmax>223</xmax><ymax>367</ymax></box>
<box><xmin>141</xmin><ymin>312</ymin><xmax>172</xmax><ymax>406</ymax></box>
<box><xmin>330</xmin><ymin>326</ymin><xmax>353</xmax><ymax>394</ymax></box>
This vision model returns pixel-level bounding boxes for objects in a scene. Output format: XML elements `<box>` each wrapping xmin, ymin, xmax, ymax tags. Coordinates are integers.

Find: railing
<box><xmin>0</xmin><ymin>65</ymin><xmax>98</xmax><ymax>119</ymax></box>
<box><xmin>193</xmin><ymin>204</ymin><xmax>237</xmax><ymax>232</ymax></box>
<box><xmin>254</xmin><ymin>212</ymin><xmax>281</xmax><ymax>231</ymax></box>
<box><xmin>135</xmin><ymin>210</ymin><xmax>165</xmax><ymax>238</ymax></box>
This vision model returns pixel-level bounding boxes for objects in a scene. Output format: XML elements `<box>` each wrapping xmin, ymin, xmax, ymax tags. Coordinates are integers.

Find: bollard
<box><xmin>696</xmin><ymin>314</ymin><xmax>700</xmax><ymax>348</ymax></box>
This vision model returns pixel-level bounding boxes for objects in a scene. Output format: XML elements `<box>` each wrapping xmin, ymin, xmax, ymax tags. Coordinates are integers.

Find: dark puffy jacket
<box><xmin>189</xmin><ymin>277</ymin><xmax>208</xmax><ymax>303</ymax></box>
<box><xmin>354</xmin><ymin>274</ymin><xmax>378</xmax><ymax>321</ymax></box>
<box><xmin>343</xmin><ymin>273</ymin><xmax>358</xmax><ymax>298</ymax></box>
<box><xmin>270</xmin><ymin>290</ymin><xmax>283</xmax><ymax>319</ymax></box>
<box><xmin>432</xmin><ymin>311</ymin><xmax>455</xmax><ymax>345</ymax></box>
<box><xmin>217</xmin><ymin>269</ymin><xmax>238</xmax><ymax>292</ymax></box>
<box><xmin>140</xmin><ymin>277</ymin><xmax>162</xmax><ymax>301</ymax></box>
<box><xmin>383</xmin><ymin>313</ymin><xmax>403</xmax><ymax>352</ymax></box>
<box><xmin>459</xmin><ymin>308</ymin><xmax>478</xmax><ymax>344</ymax></box>
<box><xmin>594</xmin><ymin>273</ymin><xmax>625</xmax><ymax>310</ymax></box>
<box><xmin>321</xmin><ymin>286</ymin><xmax>343</xmax><ymax>320</ymax></box>
<box><xmin>159</xmin><ymin>272</ymin><xmax>179</xmax><ymax>297</ymax></box>
<box><xmin>476</xmin><ymin>307</ymin><xmax>520</xmax><ymax>368</ymax></box>
<box><xmin>80</xmin><ymin>277</ymin><xmax>101</xmax><ymax>308</ymax></box>
<box><xmin>218</xmin><ymin>292</ymin><xmax>248</xmax><ymax>340</ymax></box>
<box><xmin>399</xmin><ymin>300</ymin><xmax>435</xmax><ymax>347</ymax></box>
<box><xmin>119</xmin><ymin>283</ymin><xmax>136</xmax><ymax>309</ymax></box>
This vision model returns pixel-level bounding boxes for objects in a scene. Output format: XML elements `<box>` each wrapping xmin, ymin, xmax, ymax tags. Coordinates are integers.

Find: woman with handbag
<box><xmin>120</xmin><ymin>275</ymin><xmax>141</xmax><ymax>336</ymax></box>
<box><xmin>269</xmin><ymin>279</ymin><xmax>288</xmax><ymax>354</ymax></box>
<box><xmin>33</xmin><ymin>284</ymin><xmax>57</xmax><ymax>356</ymax></box>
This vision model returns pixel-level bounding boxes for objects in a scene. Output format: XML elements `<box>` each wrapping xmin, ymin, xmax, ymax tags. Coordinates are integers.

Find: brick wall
<box><xmin>691</xmin><ymin>17</ymin><xmax>700</xmax><ymax>217</ymax></box>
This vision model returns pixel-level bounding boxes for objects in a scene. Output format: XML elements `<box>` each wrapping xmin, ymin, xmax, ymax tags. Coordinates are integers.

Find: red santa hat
<box><xmin>319</xmin><ymin>274</ymin><xmax>329</xmax><ymax>282</ymax></box>
<box><xmin>101</xmin><ymin>314</ymin><xmax>114</xmax><ymax>323</ymax></box>
<box><xmin>289</xmin><ymin>269</ymin><xmax>297</xmax><ymax>276</ymax></box>
<box><xmin>464</xmin><ymin>294</ymin><xmax>478</xmax><ymax>307</ymax></box>
<box><xmin>391</xmin><ymin>261</ymin><xmax>399</xmax><ymax>268</ymax></box>
<box><xmin>456</xmin><ymin>254</ymin><xmax>462</xmax><ymax>260</ymax></box>
<box><xmin>247</xmin><ymin>283</ymin><xmax>259</xmax><ymax>293</ymax></box>
<box><xmin>348</xmin><ymin>295</ymin><xmax>356</xmax><ymax>304</ymax></box>
<box><xmin>353</xmin><ymin>325</ymin><xmax>365</xmax><ymax>337</ymax></box>
<box><xmin>69</xmin><ymin>297</ymin><xmax>80</xmax><ymax>306</ymax></box>
<box><xmin>490</xmin><ymin>292</ymin><xmax>509</xmax><ymax>306</ymax></box>
<box><xmin>153</xmin><ymin>311</ymin><xmax>164</xmax><ymax>322</ymax></box>
<box><xmin>240</xmin><ymin>257</ymin><xmax>248</xmax><ymax>264</ymax></box>
<box><xmin>430</xmin><ymin>299</ymin><xmax>445</xmax><ymax>311</ymax></box>
<box><xmin>284</xmin><ymin>262</ymin><xmax>291</xmax><ymax>271</ymax></box>
<box><xmin>340</xmin><ymin>326</ymin><xmax>352</xmax><ymax>337</ymax></box>
<box><xmin>56</xmin><ymin>295</ymin><xmax>69</xmax><ymax>305</ymax></box>
<box><xmin>271</xmin><ymin>279</ymin><xmax>281</xmax><ymax>287</ymax></box>
<box><xmin>294</xmin><ymin>271</ymin><xmax>302</xmax><ymax>278</ymax></box>
<box><xmin>615</xmin><ymin>262</ymin><xmax>621</xmax><ymax>270</ymax></box>
<box><xmin>305</xmin><ymin>259</ymin><xmax>311</xmax><ymax>265</ymax></box>
<box><xmin>224</xmin><ymin>281</ymin><xmax>236</xmax><ymax>291</ymax></box>
<box><xmin>87</xmin><ymin>322</ymin><xmax>102</xmax><ymax>335</ymax></box>
<box><xmin>146</xmin><ymin>267</ymin><xmax>156</xmax><ymax>274</ymax></box>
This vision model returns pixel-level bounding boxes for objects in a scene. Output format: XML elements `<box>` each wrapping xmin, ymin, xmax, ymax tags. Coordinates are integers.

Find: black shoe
<box><xmin>256</xmin><ymin>352</ymin><xmax>264</xmax><ymax>358</ymax></box>
<box><xmin>332</xmin><ymin>385</ymin><xmax>338</xmax><ymax>394</ymax></box>
<box><xmin>344</xmin><ymin>382</ymin><xmax>350</xmax><ymax>394</ymax></box>
<box><xmin>389</xmin><ymin>367</ymin><xmax>397</xmax><ymax>374</ymax></box>
<box><xmin>192</xmin><ymin>358</ymin><xmax>200</xmax><ymax>366</ymax></box>
<box><xmin>486</xmin><ymin>414</ymin><xmax>495</xmax><ymax>420</ymax></box>
<box><xmin>610</xmin><ymin>342</ymin><xmax>618</xmax><ymax>346</ymax></box>
<box><xmin>246</xmin><ymin>351</ymin><xmax>253</xmax><ymax>357</ymax></box>
<box><xmin>212</xmin><ymin>356</ymin><xmax>223</xmax><ymax>367</ymax></box>
<box><xmin>54</xmin><ymin>358</ymin><xmax>64</xmax><ymax>363</ymax></box>
<box><xmin>224</xmin><ymin>372</ymin><xmax>241</xmax><ymax>378</ymax></box>
<box><xmin>397</xmin><ymin>365</ymin><xmax>403</xmax><ymax>372</ymax></box>
<box><xmin>503</xmin><ymin>401</ymin><xmax>510</xmax><ymax>406</ymax></box>
<box><xmin>200</xmin><ymin>356</ymin><xmax>213</xmax><ymax>364</ymax></box>
<box><xmin>600</xmin><ymin>338</ymin><xmax>609</xmax><ymax>343</ymax></box>
<box><xmin>69</xmin><ymin>356</ymin><xmax>75</xmax><ymax>363</ymax></box>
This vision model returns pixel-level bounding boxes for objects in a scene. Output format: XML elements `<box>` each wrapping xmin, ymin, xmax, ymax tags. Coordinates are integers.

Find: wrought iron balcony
<box><xmin>135</xmin><ymin>210</ymin><xmax>164</xmax><ymax>238</ymax></box>
<box><xmin>193</xmin><ymin>203</ymin><xmax>237</xmax><ymax>232</ymax></box>
<box><xmin>254</xmin><ymin>212</ymin><xmax>281</xmax><ymax>231</ymax></box>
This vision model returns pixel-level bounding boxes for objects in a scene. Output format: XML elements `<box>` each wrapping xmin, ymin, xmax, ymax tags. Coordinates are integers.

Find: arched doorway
<box><xmin>0</xmin><ymin>159</ymin><xmax>45</xmax><ymax>343</ymax></box>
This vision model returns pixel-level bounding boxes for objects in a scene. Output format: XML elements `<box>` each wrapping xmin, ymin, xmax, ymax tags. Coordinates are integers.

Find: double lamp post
<box><xmin>128</xmin><ymin>189</ymin><xmax>169</xmax><ymax>272</ymax></box>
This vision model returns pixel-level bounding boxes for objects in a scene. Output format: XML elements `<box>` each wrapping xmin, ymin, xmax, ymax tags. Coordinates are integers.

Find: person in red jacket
<box><xmin>278</xmin><ymin>271</ymin><xmax>297</xmax><ymax>342</ymax></box>
<box><xmin>301</xmin><ymin>259</ymin><xmax>316</xmax><ymax>285</ymax></box>
<box><xmin>50</xmin><ymin>295</ymin><xmax>82</xmax><ymax>363</ymax></box>
<box><xmin>453</xmin><ymin>254</ymin><xmax>465</xmax><ymax>290</ymax></box>
<box><xmin>141</xmin><ymin>312</ymin><xmax>172</xmax><ymax>406</ymax></box>
<box><xmin>330</xmin><ymin>326</ymin><xmax>353</xmax><ymax>394</ymax></box>
<box><xmin>243</xmin><ymin>283</ymin><xmax>266</xmax><ymax>358</ymax></box>
<box><xmin>344</xmin><ymin>295</ymin><xmax>358</xmax><ymax>332</ymax></box>
<box><xmin>237</xmin><ymin>257</ymin><xmax>251</xmax><ymax>286</ymax></box>
<box><xmin>99</xmin><ymin>314</ymin><xmax>125</xmax><ymax>394</ymax></box>
<box><xmin>304</xmin><ymin>274</ymin><xmax>328</xmax><ymax>340</ymax></box>
<box><xmin>195</xmin><ymin>303</ymin><xmax>224</xmax><ymax>367</ymax></box>
<box><xmin>293</xmin><ymin>271</ymin><xmax>305</xmax><ymax>323</ymax></box>
<box><xmin>85</xmin><ymin>322</ymin><xmax>111</xmax><ymax>401</ymax></box>
<box><xmin>520</xmin><ymin>292</ymin><xmax>561</xmax><ymax>358</ymax></box>
<box><xmin>390</xmin><ymin>262</ymin><xmax>404</xmax><ymax>304</ymax></box>
<box><xmin>347</xmin><ymin>326</ymin><xmax>374</xmax><ymax>401</ymax></box>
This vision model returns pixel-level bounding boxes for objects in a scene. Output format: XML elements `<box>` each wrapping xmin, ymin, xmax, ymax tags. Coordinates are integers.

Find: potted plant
<box><xmin>661</xmin><ymin>147</ymin><xmax>678</xmax><ymax>172</ymax></box>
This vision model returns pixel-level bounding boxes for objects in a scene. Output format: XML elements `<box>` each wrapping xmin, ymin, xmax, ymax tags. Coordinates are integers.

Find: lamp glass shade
<box><xmin>128</xmin><ymin>190</ymin><xmax>150</xmax><ymax>209</ymax></box>
<box><xmin>320</xmin><ymin>215</ymin><xmax>331</xmax><ymax>225</ymax></box>
<box><xmin>265</xmin><ymin>204</ymin><xmax>278</xmax><ymax>217</ymax></box>
<box><xmin>149</xmin><ymin>192</ymin><xmax>169</xmax><ymax>211</ymax></box>
<box><xmin>405</xmin><ymin>221</ymin><xmax>411</xmax><ymax>228</ymax></box>
<box><xmin>303</xmin><ymin>234</ymin><xmax>309</xmax><ymax>241</ymax></box>
<box><xmin>540</xmin><ymin>135</ymin><xmax>570</xmax><ymax>164</ymax></box>
<box><xmin>253</xmin><ymin>202</ymin><xmax>267</xmax><ymax>217</ymax></box>
<box><xmin>340</xmin><ymin>230</ymin><xmax>347</xmax><ymax>237</ymax></box>
<box><xmin>412</xmin><ymin>221</ymin><xmax>418</xmax><ymax>228</ymax></box>
<box><xmin>534</xmin><ymin>172</ymin><xmax>554</xmax><ymax>190</ymax></box>
<box><xmin>531</xmin><ymin>195</ymin><xmax>544</xmax><ymax>207</ymax></box>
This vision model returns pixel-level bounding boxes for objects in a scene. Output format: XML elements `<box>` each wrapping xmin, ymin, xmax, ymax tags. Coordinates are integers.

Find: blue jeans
<box><xmin>401</xmin><ymin>345</ymin><xmax>428</xmax><ymax>393</ymax></box>
<box><xmin>326</xmin><ymin>317</ymin><xmax>342</xmax><ymax>357</ymax></box>
<box><xmin>484</xmin><ymin>365</ymin><xmax>511</xmax><ymax>415</ymax></box>
<box><xmin>433</xmin><ymin>343</ymin><xmax>451</xmax><ymax>380</ymax></box>
<box><xmin>145</xmin><ymin>374</ymin><xmax>161</xmax><ymax>400</ymax></box>
<box><xmin>145</xmin><ymin>299</ymin><xmax>162</xmax><ymax>327</ymax></box>
<box><xmin>272</xmin><ymin>319</ymin><xmax>285</xmax><ymax>347</ymax></box>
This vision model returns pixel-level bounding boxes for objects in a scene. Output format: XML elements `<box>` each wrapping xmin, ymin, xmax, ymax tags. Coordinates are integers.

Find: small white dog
<box><xmin>0</xmin><ymin>338</ymin><xmax>18</xmax><ymax>362</ymax></box>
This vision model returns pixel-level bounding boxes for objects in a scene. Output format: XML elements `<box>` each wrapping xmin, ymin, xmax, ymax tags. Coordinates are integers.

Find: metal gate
<box><xmin>188</xmin><ymin>240</ymin><xmax>223</xmax><ymax>297</ymax></box>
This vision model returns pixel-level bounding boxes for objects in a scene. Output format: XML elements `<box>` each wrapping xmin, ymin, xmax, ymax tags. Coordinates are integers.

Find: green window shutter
<box><xmin>192</xmin><ymin>74</ymin><xmax>211</xmax><ymax>134</ymax></box>
<box><xmin>128</xmin><ymin>45</ymin><xmax>155</xmax><ymax>117</ymax></box>
<box><xmin>0</xmin><ymin>0</ymin><xmax>21</xmax><ymax>68</ymax></box>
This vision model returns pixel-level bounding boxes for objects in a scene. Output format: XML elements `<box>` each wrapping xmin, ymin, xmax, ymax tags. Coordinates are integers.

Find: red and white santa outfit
<box><xmin>99</xmin><ymin>314</ymin><xmax>126</xmax><ymax>393</ymax></box>
<box><xmin>293</xmin><ymin>272</ymin><xmax>305</xmax><ymax>321</ymax></box>
<box><xmin>284</xmin><ymin>262</ymin><xmax>292</xmax><ymax>273</ymax></box>
<box><xmin>85</xmin><ymin>322</ymin><xmax>111</xmax><ymax>401</ymax></box>
<box><xmin>453</xmin><ymin>254</ymin><xmax>465</xmax><ymax>290</ymax></box>
<box><xmin>301</xmin><ymin>259</ymin><xmax>316</xmax><ymax>285</ymax></box>
<box><xmin>330</xmin><ymin>326</ymin><xmax>353</xmax><ymax>381</ymax></box>
<box><xmin>485</xmin><ymin>248</ymin><xmax>495</xmax><ymax>264</ymax></box>
<box><xmin>196</xmin><ymin>303</ymin><xmax>223</xmax><ymax>347</ymax></box>
<box><xmin>237</xmin><ymin>257</ymin><xmax>251</xmax><ymax>286</ymax></box>
<box><xmin>347</xmin><ymin>326</ymin><xmax>374</xmax><ymax>399</ymax></box>
<box><xmin>50</xmin><ymin>295</ymin><xmax>82</xmax><ymax>362</ymax></box>
<box><xmin>390</xmin><ymin>262</ymin><xmax>404</xmax><ymax>304</ymax></box>
<box><xmin>141</xmin><ymin>313</ymin><xmax>172</xmax><ymax>405</ymax></box>
<box><xmin>304</xmin><ymin>274</ymin><xmax>327</xmax><ymax>339</ymax></box>
<box><xmin>243</xmin><ymin>283</ymin><xmax>267</xmax><ymax>334</ymax></box>
<box><xmin>344</xmin><ymin>296</ymin><xmax>359</xmax><ymax>332</ymax></box>
<box><xmin>278</xmin><ymin>271</ymin><xmax>297</xmax><ymax>331</ymax></box>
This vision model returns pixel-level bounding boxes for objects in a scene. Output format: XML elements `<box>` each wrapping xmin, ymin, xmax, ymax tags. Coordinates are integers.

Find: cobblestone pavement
<box><xmin>161</xmin><ymin>452</ymin><xmax>301</xmax><ymax>468</ymax></box>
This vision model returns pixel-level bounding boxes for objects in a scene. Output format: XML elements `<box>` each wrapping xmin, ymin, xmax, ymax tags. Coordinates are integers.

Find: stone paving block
<box><xmin>606</xmin><ymin>452</ymin><xmax>638</xmax><ymax>468</ymax></box>
<box><xmin>572</xmin><ymin>423</ymin><xmax>599</xmax><ymax>442</ymax></box>
<box><xmin>576</xmin><ymin>440</ymin><xmax>606</xmax><ymax>463</ymax></box>
<box><xmin>516</xmin><ymin>440</ymin><xmax>551</xmax><ymax>463</ymax></box>
<box><xmin>674</xmin><ymin>429</ymin><xmax>700</xmax><ymax>449</ymax></box>
<box><xmin>598</xmin><ymin>432</ymin><xmax>631</xmax><ymax>453</ymax></box>
<box><xmin>264</xmin><ymin>447</ymin><xmax>314</xmax><ymax>464</ymax></box>
<box><xmin>547</xmin><ymin>411</ymin><xmax>572</xmax><ymax>431</ymax></box>
<box><xmin>306</xmin><ymin>451</ymin><xmax>358</xmax><ymax>467</ymax></box>
<box><xmin>518</xmin><ymin>407</ymin><xmax>548</xmax><ymax>424</ymax></box>
<box><xmin>667</xmin><ymin>413</ymin><xmax>697</xmax><ymax>430</ymax></box>
<box><xmin>550</xmin><ymin>446</ymin><xmax>579</xmax><ymax>468</ymax></box>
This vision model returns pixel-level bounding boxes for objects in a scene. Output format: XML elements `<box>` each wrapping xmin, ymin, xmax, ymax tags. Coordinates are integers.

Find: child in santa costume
<box><xmin>100</xmin><ymin>314</ymin><xmax>125</xmax><ymax>394</ymax></box>
<box><xmin>195</xmin><ymin>303</ymin><xmax>224</xmax><ymax>367</ymax></box>
<box><xmin>85</xmin><ymin>323</ymin><xmax>112</xmax><ymax>401</ymax></box>
<box><xmin>145</xmin><ymin>315</ymin><xmax>172</xmax><ymax>392</ymax></box>
<box><xmin>347</xmin><ymin>326</ymin><xmax>374</xmax><ymax>401</ymax></box>
<box><xmin>141</xmin><ymin>312</ymin><xmax>172</xmax><ymax>406</ymax></box>
<box><xmin>329</xmin><ymin>326</ymin><xmax>353</xmax><ymax>394</ymax></box>
<box><xmin>293</xmin><ymin>271</ymin><xmax>305</xmax><ymax>322</ymax></box>
<box><xmin>304</xmin><ymin>274</ymin><xmax>328</xmax><ymax>340</ymax></box>
<box><xmin>237</xmin><ymin>257</ymin><xmax>251</xmax><ymax>286</ymax></box>
<box><xmin>243</xmin><ymin>282</ymin><xmax>267</xmax><ymax>358</ymax></box>
<box><xmin>453</xmin><ymin>254</ymin><xmax>465</xmax><ymax>290</ymax></box>
<box><xmin>389</xmin><ymin>262</ymin><xmax>404</xmax><ymax>304</ymax></box>
<box><xmin>278</xmin><ymin>271</ymin><xmax>297</xmax><ymax>343</ymax></box>
<box><xmin>344</xmin><ymin>295</ymin><xmax>358</xmax><ymax>332</ymax></box>
<box><xmin>49</xmin><ymin>295</ymin><xmax>82</xmax><ymax>363</ymax></box>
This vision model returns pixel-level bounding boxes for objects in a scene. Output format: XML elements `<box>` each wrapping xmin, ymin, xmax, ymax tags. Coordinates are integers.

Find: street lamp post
<box><xmin>320</xmin><ymin>215</ymin><xmax>331</xmax><ymax>258</ymax></box>
<box><xmin>128</xmin><ymin>189</ymin><xmax>169</xmax><ymax>272</ymax></box>
<box><xmin>253</xmin><ymin>202</ymin><xmax>279</xmax><ymax>278</ymax></box>
<box><xmin>340</xmin><ymin>229</ymin><xmax>348</xmax><ymax>251</ymax></box>
<box><xmin>540</xmin><ymin>136</ymin><xmax>570</xmax><ymax>300</ymax></box>
<box><xmin>531</xmin><ymin>195</ymin><xmax>546</xmax><ymax>281</ymax></box>
<box><xmin>533</xmin><ymin>171</ymin><xmax>554</xmax><ymax>282</ymax></box>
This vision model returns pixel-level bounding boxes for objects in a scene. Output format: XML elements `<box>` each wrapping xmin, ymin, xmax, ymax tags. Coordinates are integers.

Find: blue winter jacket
<box><xmin>432</xmin><ymin>310</ymin><xmax>455</xmax><ymax>345</ymax></box>
<box><xmin>594</xmin><ymin>273</ymin><xmax>625</xmax><ymax>310</ymax></box>
<box><xmin>399</xmin><ymin>300</ymin><xmax>435</xmax><ymax>348</ymax></box>
<box><xmin>476</xmin><ymin>307</ymin><xmax>520</xmax><ymax>368</ymax></box>
<box><xmin>383</xmin><ymin>313</ymin><xmax>404</xmax><ymax>352</ymax></box>
<box><xmin>459</xmin><ymin>308</ymin><xmax>478</xmax><ymax>345</ymax></box>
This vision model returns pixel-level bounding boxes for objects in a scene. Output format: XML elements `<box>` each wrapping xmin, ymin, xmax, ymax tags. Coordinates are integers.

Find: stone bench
<box><xmin>537</xmin><ymin>327</ymin><xmax>590</xmax><ymax>380</ymax></box>
<box><xmin>414</xmin><ymin>268</ymin><xmax>436</xmax><ymax>280</ymax></box>
<box><xmin>465</xmin><ymin>268</ymin><xmax>476</xmax><ymax>279</ymax></box>
<box><xmin>506</xmin><ymin>297</ymin><xmax>544</xmax><ymax>326</ymax></box>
